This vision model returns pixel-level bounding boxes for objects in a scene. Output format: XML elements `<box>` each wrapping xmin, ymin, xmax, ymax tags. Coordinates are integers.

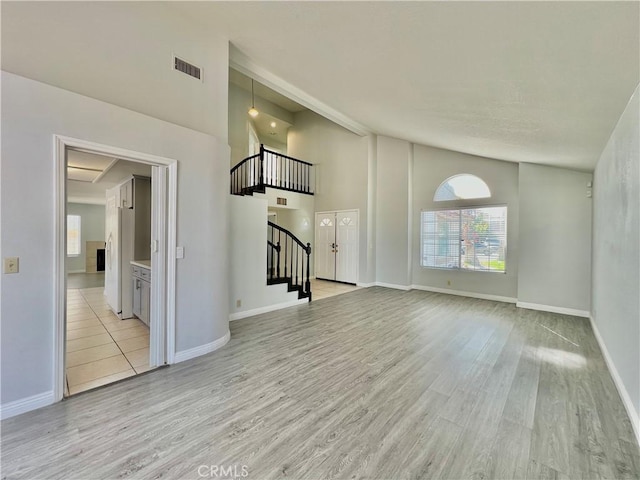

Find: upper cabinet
<box><xmin>118</xmin><ymin>175</ymin><xmax>152</xmax><ymax>260</ymax></box>
<box><xmin>120</xmin><ymin>178</ymin><xmax>134</xmax><ymax>209</ymax></box>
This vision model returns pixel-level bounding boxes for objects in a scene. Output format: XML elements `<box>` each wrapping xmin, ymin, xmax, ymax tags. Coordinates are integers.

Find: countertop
<box><xmin>130</xmin><ymin>259</ymin><xmax>151</xmax><ymax>269</ymax></box>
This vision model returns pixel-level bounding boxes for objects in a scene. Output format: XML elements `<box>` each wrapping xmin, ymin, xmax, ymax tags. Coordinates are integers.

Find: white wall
<box><xmin>376</xmin><ymin>136</ymin><xmax>413</xmax><ymax>287</ymax></box>
<box><xmin>518</xmin><ymin>163</ymin><xmax>592</xmax><ymax>314</ymax></box>
<box><xmin>1</xmin><ymin>2</ymin><xmax>228</xmax><ymax>140</ymax></box>
<box><xmin>1</xmin><ymin>72</ymin><xmax>230</xmax><ymax>407</ymax></box>
<box><xmin>411</xmin><ymin>145</ymin><xmax>519</xmax><ymax>299</ymax></box>
<box><xmin>66</xmin><ymin>203</ymin><xmax>106</xmax><ymax>273</ymax></box>
<box><xmin>229</xmin><ymin>83</ymin><xmax>294</xmax><ymax>166</ymax></box>
<box><xmin>288</xmin><ymin>110</ymin><xmax>370</xmax><ymax>283</ymax></box>
<box><xmin>229</xmin><ymin>195</ymin><xmax>303</xmax><ymax>317</ymax></box>
<box><xmin>592</xmin><ymin>85</ymin><xmax>640</xmax><ymax>420</ymax></box>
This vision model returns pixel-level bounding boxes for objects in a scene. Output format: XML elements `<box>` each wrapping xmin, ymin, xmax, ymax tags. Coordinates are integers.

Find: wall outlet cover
<box><xmin>4</xmin><ymin>257</ymin><xmax>19</xmax><ymax>274</ymax></box>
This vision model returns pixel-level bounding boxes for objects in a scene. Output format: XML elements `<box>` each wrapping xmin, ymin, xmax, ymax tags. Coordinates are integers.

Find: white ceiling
<box><xmin>173</xmin><ymin>1</ymin><xmax>639</xmax><ymax>171</ymax></box>
<box><xmin>67</xmin><ymin>150</ymin><xmax>151</xmax><ymax>205</ymax></box>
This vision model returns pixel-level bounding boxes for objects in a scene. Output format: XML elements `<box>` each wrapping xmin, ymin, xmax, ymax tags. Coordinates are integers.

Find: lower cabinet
<box><xmin>131</xmin><ymin>265</ymin><xmax>151</xmax><ymax>326</ymax></box>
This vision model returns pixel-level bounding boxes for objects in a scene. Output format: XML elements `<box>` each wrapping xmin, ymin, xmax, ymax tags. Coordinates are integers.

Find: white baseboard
<box><xmin>589</xmin><ymin>315</ymin><xmax>640</xmax><ymax>446</ymax></box>
<box><xmin>67</xmin><ymin>269</ymin><xmax>85</xmax><ymax>274</ymax></box>
<box><xmin>1</xmin><ymin>390</ymin><xmax>55</xmax><ymax>420</ymax></box>
<box><xmin>229</xmin><ymin>298</ymin><xmax>309</xmax><ymax>321</ymax></box>
<box><xmin>411</xmin><ymin>284</ymin><xmax>517</xmax><ymax>304</ymax></box>
<box><xmin>356</xmin><ymin>282</ymin><xmax>375</xmax><ymax>288</ymax></box>
<box><xmin>516</xmin><ymin>301</ymin><xmax>590</xmax><ymax>318</ymax></box>
<box><xmin>173</xmin><ymin>330</ymin><xmax>230</xmax><ymax>363</ymax></box>
<box><xmin>375</xmin><ymin>282</ymin><xmax>412</xmax><ymax>291</ymax></box>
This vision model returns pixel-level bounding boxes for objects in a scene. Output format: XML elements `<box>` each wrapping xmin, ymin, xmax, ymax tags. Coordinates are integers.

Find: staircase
<box><xmin>267</xmin><ymin>221</ymin><xmax>312</xmax><ymax>301</ymax></box>
<box><xmin>231</xmin><ymin>145</ymin><xmax>314</xmax><ymax>301</ymax></box>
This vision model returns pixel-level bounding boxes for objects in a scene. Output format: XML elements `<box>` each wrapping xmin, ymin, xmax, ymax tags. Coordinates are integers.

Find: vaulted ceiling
<box><xmin>173</xmin><ymin>1</ymin><xmax>639</xmax><ymax>171</ymax></box>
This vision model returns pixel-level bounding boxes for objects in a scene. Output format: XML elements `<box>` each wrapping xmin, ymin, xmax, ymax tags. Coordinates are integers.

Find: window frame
<box><xmin>67</xmin><ymin>214</ymin><xmax>82</xmax><ymax>257</ymax></box>
<box><xmin>433</xmin><ymin>174</ymin><xmax>492</xmax><ymax>202</ymax></box>
<box><xmin>420</xmin><ymin>203</ymin><xmax>508</xmax><ymax>274</ymax></box>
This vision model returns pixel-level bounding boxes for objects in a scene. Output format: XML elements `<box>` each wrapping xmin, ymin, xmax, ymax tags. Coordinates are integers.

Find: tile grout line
<box><xmin>66</xmin><ymin>287</ymin><xmax>144</xmax><ymax>391</ymax></box>
<box><xmin>80</xmin><ymin>287</ymin><xmax>150</xmax><ymax>374</ymax></box>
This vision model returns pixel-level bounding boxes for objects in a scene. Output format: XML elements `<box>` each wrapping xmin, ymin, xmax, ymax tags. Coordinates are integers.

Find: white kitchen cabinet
<box><xmin>131</xmin><ymin>263</ymin><xmax>151</xmax><ymax>326</ymax></box>
<box><xmin>120</xmin><ymin>178</ymin><xmax>133</xmax><ymax>209</ymax></box>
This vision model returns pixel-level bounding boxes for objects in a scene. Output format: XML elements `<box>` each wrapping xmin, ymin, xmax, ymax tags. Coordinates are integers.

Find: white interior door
<box><xmin>336</xmin><ymin>211</ymin><xmax>358</xmax><ymax>284</ymax></box>
<box><xmin>104</xmin><ymin>187</ymin><xmax>121</xmax><ymax>318</ymax></box>
<box><xmin>315</xmin><ymin>212</ymin><xmax>336</xmax><ymax>280</ymax></box>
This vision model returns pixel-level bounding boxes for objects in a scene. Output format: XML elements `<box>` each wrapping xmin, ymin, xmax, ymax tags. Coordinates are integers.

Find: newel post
<box><xmin>305</xmin><ymin>243</ymin><xmax>312</xmax><ymax>301</ymax></box>
<box><xmin>259</xmin><ymin>144</ymin><xmax>265</xmax><ymax>187</ymax></box>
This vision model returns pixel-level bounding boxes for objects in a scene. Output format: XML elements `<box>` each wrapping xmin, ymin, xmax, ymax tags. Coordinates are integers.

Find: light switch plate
<box><xmin>4</xmin><ymin>257</ymin><xmax>19</xmax><ymax>274</ymax></box>
<box><xmin>176</xmin><ymin>246</ymin><xmax>185</xmax><ymax>259</ymax></box>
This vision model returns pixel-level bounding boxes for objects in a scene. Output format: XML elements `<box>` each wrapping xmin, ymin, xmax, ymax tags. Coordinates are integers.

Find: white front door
<box><xmin>104</xmin><ymin>186</ymin><xmax>121</xmax><ymax>318</ymax></box>
<box><xmin>315</xmin><ymin>212</ymin><xmax>336</xmax><ymax>280</ymax></box>
<box><xmin>336</xmin><ymin>211</ymin><xmax>358</xmax><ymax>283</ymax></box>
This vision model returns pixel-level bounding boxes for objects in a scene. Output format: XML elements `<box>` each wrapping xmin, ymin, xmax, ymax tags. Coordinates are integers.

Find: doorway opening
<box><xmin>55</xmin><ymin>136</ymin><xmax>177</xmax><ymax>401</ymax></box>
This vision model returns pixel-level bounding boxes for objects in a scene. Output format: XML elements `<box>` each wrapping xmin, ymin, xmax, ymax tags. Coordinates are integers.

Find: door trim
<box><xmin>54</xmin><ymin>135</ymin><xmax>178</xmax><ymax>402</ymax></box>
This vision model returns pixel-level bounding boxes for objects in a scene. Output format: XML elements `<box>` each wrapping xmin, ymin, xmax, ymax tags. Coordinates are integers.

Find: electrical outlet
<box><xmin>4</xmin><ymin>257</ymin><xmax>19</xmax><ymax>274</ymax></box>
<box><xmin>236</xmin><ymin>299</ymin><xmax>242</xmax><ymax>308</ymax></box>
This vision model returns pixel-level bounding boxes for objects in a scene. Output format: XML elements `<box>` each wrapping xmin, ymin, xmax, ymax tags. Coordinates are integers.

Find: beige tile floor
<box><xmin>310</xmin><ymin>278</ymin><xmax>361</xmax><ymax>300</ymax></box>
<box><xmin>66</xmin><ymin>287</ymin><xmax>152</xmax><ymax>396</ymax></box>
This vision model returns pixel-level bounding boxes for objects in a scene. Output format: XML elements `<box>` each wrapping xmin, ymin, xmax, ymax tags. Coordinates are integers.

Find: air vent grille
<box><xmin>174</xmin><ymin>56</ymin><xmax>202</xmax><ymax>80</ymax></box>
<box><xmin>277</xmin><ymin>197</ymin><xmax>287</xmax><ymax>206</ymax></box>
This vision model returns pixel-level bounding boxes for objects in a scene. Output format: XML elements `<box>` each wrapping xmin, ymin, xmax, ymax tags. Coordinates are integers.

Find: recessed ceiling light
<box><xmin>270</xmin><ymin>121</ymin><xmax>276</xmax><ymax>128</ymax></box>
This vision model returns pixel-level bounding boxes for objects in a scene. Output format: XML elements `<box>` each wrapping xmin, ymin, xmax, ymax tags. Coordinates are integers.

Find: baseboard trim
<box><xmin>375</xmin><ymin>282</ymin><xmax>412</xmax><ymax>291</ymax></box>
<box><xmin>1</xmin><ymin>390</ymin><xmax>55</xmax><ymax>420</ymax></box>
<box><xmin>589</xmin><ymin>315</ymin><xmax>640</xmax><ymax>446</ymax></box>
<box><xmin>173</xmin><ymin>330</ymin><xmax>230</xmax><ymax>363</ymax></box>
<box><xmin>411</xmin><ymin>284</ymin><xmax>517</xmax><ymax>304</ymax></box>
<box><xmin>67</xmin><ymin>269</ymin><xmax>85</xmax><ymax>274</ymax></box>
<box><xmin>229</xmin><ymin>298</ymin><xmax>309</xmax><ymax>321</ymax></box>
<box><xmin>516</xmin><ymin>301</ymin><xmax>590</xmax><ymax>318</ymax></box>
<box><xmin>356</xmin><ymin>282</ymin><xmax>375</xmax><ymax>288</ymax></box>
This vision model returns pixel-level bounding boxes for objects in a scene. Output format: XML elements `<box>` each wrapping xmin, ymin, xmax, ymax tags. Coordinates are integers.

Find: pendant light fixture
<box><xmin>248</xmin><ymin>79</ymin><xmax>259</xmax><ymax>117</ymax></box>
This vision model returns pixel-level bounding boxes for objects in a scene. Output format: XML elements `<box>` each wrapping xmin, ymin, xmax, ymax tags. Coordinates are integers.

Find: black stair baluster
<box><xmin>271</xmin><ymin>227</ymin><xmax>274</xmax><ymax>279</ymax></box>
<box><xmin>305</xmin><ymin>243</ymin><xmax>311</xmax><ymax>298</ymax></box>
<box><xmin>284</xmin><ymin>236</ymin><xmax>288</xmax><ymax>278</ymax></box>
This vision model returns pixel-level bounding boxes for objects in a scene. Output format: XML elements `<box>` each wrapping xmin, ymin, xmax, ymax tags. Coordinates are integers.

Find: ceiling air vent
<box><xmin>173</xmin><ymin>56</ymin><xmax>202</xmax><ymax>81</ymax></box>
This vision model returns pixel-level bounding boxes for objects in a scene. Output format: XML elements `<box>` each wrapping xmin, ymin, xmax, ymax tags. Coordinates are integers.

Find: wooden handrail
<box><xmin>267</xmin><ymin>221</ymin><xmax>312</xmax><ymax>301</ymax></box>
<box><xmin>230</xmin><ymin>145</ymin><xmax>314</xmax><ymax>196</ymax></box>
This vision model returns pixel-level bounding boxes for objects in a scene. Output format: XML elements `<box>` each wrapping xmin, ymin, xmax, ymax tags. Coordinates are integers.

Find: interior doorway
<box><xmin>315</xmin><ymin>210</ymin><xmax>359</xmax><ymax>284</ymax></box>
<box><xmin>55</xmin><ymin>136</ymin><xmax>177</xmax><ymax>401</ymax></box>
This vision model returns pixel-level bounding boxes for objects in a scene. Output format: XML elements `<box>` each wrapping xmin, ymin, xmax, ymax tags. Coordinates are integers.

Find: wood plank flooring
<box><xmin>1</xmin><ymin>287</ymin><xmax>639</xmax><ymax>479</ymax></box>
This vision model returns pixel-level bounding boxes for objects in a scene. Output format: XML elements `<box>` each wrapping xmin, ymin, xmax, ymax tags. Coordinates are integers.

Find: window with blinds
<box><xmin>421</xmin><ymin>206</ymin><xmax>507</xmax><ymax>273</ymax></box>
<box><xmin>67</xmin><ymin>215</ymin><xmax>81</xmax><ymax>256</ymax></box>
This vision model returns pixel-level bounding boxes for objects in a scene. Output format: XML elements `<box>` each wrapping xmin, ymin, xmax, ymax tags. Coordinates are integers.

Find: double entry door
<box><xmin>315</xmin><ymin>210</ymin><xmax>358</xmax><ymax>284</ymax></box>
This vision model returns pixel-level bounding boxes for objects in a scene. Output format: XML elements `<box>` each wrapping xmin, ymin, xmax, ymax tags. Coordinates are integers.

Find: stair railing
<box><xmin>267</xmin><ymin>221</ymin><xmax>312</xmax><ymax>300</ymax></box>
<box><xmin>231</xmin><ymin>145</ymin><xmax>314</xmax><ymax>196</ymax></box>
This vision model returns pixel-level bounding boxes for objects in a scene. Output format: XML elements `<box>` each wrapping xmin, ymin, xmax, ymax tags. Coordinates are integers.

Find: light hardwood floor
<box><xmin>2</xmin><ymin>287</ymin><xmax>639</xmax><ymax>479</ymax></box>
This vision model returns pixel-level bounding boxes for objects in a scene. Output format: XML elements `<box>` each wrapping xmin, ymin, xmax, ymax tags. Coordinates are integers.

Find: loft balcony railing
<box><xmin>230</xmin><ymin>145</ymin><xmax>314</xmax><ymax>196</ymax></box>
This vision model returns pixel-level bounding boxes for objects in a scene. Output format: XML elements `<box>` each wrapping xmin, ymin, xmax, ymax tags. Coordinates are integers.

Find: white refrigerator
<box><xmin>105</xmin><ymin>185</ymin><xmax>134</xmax><ymax>319</ymax></box>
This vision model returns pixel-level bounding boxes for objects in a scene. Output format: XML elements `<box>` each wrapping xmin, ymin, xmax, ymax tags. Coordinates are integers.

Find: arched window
<box><xmin>423</xmin><ymin>174</ymin><xmax>506</xmax><ymax>273</ymax></box>
<box><xmin>434</xmin><ymin>174</ymin><xmax>491</xmax><ymax>201</ymax></box>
